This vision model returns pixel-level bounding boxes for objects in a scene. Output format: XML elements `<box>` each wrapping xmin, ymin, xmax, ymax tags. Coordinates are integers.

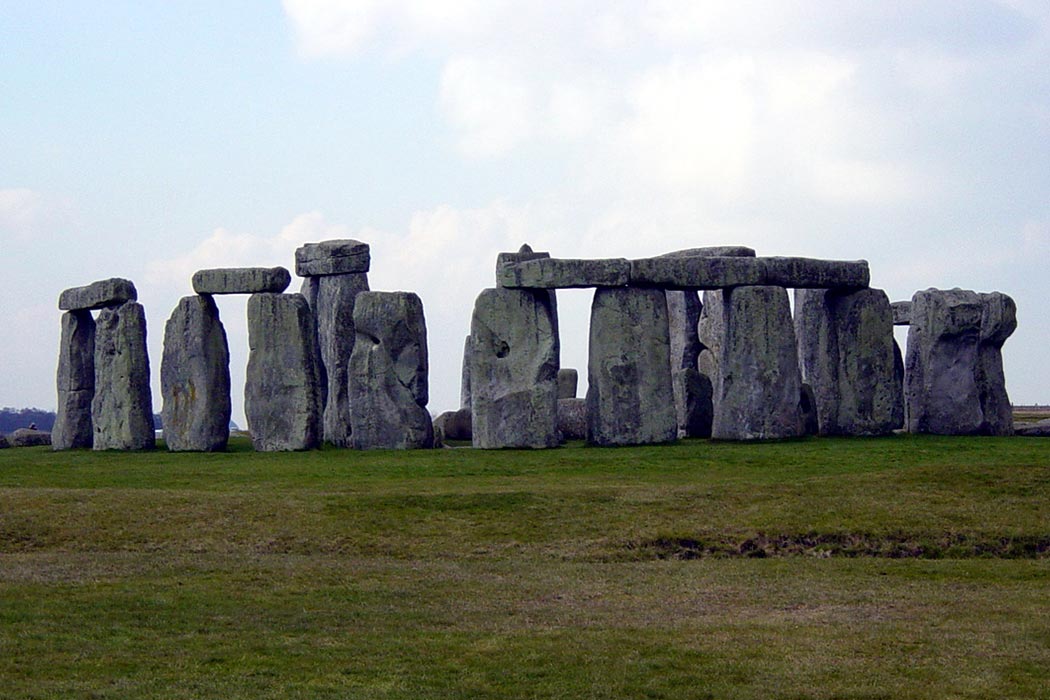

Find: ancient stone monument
<box><xmin>348</xmin><ymin>291</ymin><xmax>433</xmax><ymax>449</ymax></box>
<box><xmin>904</xmin><ymin>288</ymin><xmax>1016</xmax><ymax>435</ymax></box>
<box><xmin>53</xmin><ymin>308</ymin><xmax>96</xmax><ymax>449</ymax></box>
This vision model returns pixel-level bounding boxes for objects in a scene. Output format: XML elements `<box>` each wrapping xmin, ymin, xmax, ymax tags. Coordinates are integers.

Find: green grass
<box><xmin>1</xmin><ymin>435</ymin><xmax>1048</xmax><ymax>698</ymax></box>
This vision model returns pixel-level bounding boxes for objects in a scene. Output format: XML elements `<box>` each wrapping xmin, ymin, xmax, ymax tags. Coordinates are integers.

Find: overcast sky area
<box><xmin>3</xmin><ymin>1</ymin><xmax>1050</xmax><ymax>425</ymax></box>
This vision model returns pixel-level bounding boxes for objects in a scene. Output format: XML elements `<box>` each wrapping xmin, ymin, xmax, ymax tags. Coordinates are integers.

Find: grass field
<box><xmin>1</xmin><ymin>435</ymin><xmax>1048</xmax><ymax>699</ymax></box>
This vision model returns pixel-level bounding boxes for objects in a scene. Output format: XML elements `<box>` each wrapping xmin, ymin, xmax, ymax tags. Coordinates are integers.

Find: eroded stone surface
<box><xmin>59</xmin><ymin>278</ymin><xmax>137</xmax><ymax>311</ymax></box>
<box><xmin>891</xmin><ymin>301</ymin><xmax>912</xmax><ymax>325</ymax></box>
<box><xmin>245</xmin><ymin>293</ymin><xmax>322</xmax><ymax>451</ymax></box>
<box><xmin>92</xmin><ymin>301</ymin><xmax>155</xmax><ymax>450</ymax></box>
<box><xmin>558</xmin><ymin>398</ymin><xmax>587</xmax><ymax>441</ymax></box>
<box><xmin>470</xmin><ymin>287</ymin><xmax>559</xmax><ymax>449</ymax></box>
<box><xmin>557</xmin><ymin>368</ymin><xmax>579</xmax><ymax>400</ymax></box>
<box><xmin>460</xmin><ymin>335</ymin><xmax>472</xmax><ymax>409</ymax></box>
<box><xmin>295</xmin><ymin>240</ymin><xmax>371</xmax><ymax>276</ymax></box>
<box><xmin>433</xmin><ymin>408</ymin><xmax>472</xmax><ymax>442</ymax></box>
<box><xmin>349</xmin><ymin>292</ymin><xmax>433</xmax><ymax>449</ymax></box>
<box><xmin>53</xmin><ymin>310</ymin><xmax>96</xmax><ymax>450</ymax></box>
<box><xmin>8</xmin><ymin>429</ymin><xmax>51</xmax><ymax>447</ymax></box>
<box><xmin>499</xmin><ymin>258</ymin><xmax>631</xmax><ymax>289</ymax></box>
<box><xmin>192</xmin><ymin>267</ymin><xmax>290</xmax><ymax>295</ymax></box>
<box><xmin>674</xmin><ymin>368</ymin><xmax>713</xmax><ymax>438</ymax></box>
<box><xmin>630</xmin><ymin>256</ymin><xmax>869</xmax><ymax>290</ymax></box>
<box><xmin>586</xmin><ymin>287</ymin><xmax>676</xmax><ymax>446</ymax></box>
<box><xmin>161</xmin><ymin>295</ymin><xmax>231</xmax><ymax>452</ymax></box>
<box><xmin>712</xmin><ymin>286</ymin><xmax>804</xmax><ymax>440</ymax></box>
<box><xmin>312</xmin><ymin>273</ymin><xmax>370</xmax><ymax>446</ymax></box>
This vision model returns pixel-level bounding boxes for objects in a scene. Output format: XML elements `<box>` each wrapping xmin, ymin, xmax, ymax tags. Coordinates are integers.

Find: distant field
<box><xmin>1</xmin><ymin>436</ymin><xmax>1048</xmax><ymax>699</ymax></box>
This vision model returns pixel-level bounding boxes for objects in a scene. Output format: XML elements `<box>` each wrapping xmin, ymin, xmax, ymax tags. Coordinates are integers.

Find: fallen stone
<box><xmin>557</xmin><ymin>368</ymin><xmax>579</xmax><ymax>400</ymax></box>
<box><xmin>92</xmin><ymin>301</ymin><xmax>155</xmax><ymax>450</ymax></box>
<box><xmin>245</xmin><ymin>293</ymin><xmax>323</xmax><ymax>451</ymax></box>
<box><xmin>674</xmin><ymin>368</ymin><xmax>713</xmax><ymax>438</ymax></box>
<box><xmin>192</xmin><ymin>267</ymin><xmax>291</xmax><ymax>295</ymax></box>
<box><xmin>53</xmin><ymin>309</ymin><xmax>96</xmax><ymax>450</ymax></box>
<box><xmin>160</xmin><ymin>295</ymin><xmax>231</xmax><ymax>452</ymax></box>
<box><xmin>59</xmin><ymin>278</ymin><xmax>137</xmax><ymax>311</ymax></box>
<box><xmin>905</xmin><ymin>288</ymin><xmax>1016</xmax><ymax>435</ymax></box>
<box><xmin>630</xmin><ymin>256</ymin><xmax>870</xmax><ymax>290</ymax></box>
<box><xmin>499</xmin><ymin>257</ymin><xmax>631</xmax><ymax>289</ymax></box>
<box><xmin>349</xmin><ymin>291</ymin><xmax>433</xmax><ymax>449</ymax></box>
<box><xmin>587</xmin><ymin>287</ymin><xmax>677</xmax><ymax>446</ymax></box>
<box><xmin>470</xmin><ymin>287</ymin><xmax>559</xmax><ymax>449</ymax></box>
<box><xmin>1015</xmin><ymin>419</ymin><xmax>1050</xmax><ymax>437</ymax></box>
<box><xmin>794</xmin><ymin>288</ymin><xmax>903</xmax><ymax>436</ymax></box>
<box><xmin>433</xmin><ymin>408</ymin><xmax>472</xmax><ymax>441</ymax></box>
<box><xmin>312</xmin><ymin>273</ymin><xmax>370</xmax><ymax>446</ymax></box>
<box><xmin>891</xmin><ymin>301</ymin><xmax>912</xmax><ymax>325</ymax></box>
<box><xmin>558</xmin><ymin>398</ymin><xmax>587</xmax><ymax>441</ymax></box>
<box><xmin>712</xmin><ymin>286</ymin><xmax>804</xmax><ymax>440</ymax></box>
<box><xmin>295</xmin><ymin>239</ymin><xmax>370</xmax><ymax>277</ymax></box>
<box><xmin>8</xmin><ymin>429</ymin><xmax>52</xmax><ymax>447</ymax></box>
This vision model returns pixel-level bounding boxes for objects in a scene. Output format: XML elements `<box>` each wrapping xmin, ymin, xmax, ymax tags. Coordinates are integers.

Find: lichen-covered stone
<box><xmin>349</xmin><ymin>292</ymin><xmax>433</xmax><ymax>449</ymax></box>
<box><xmin>59</xmin><ymin>278</ymin><xmax>137</xmax><ymax>311</ymax></box>
<box><xmin>470</xmin><ymin>287</ymin><xmax>559</xmax><ymax>449</ymax></box>
<box><xmin>92</xmin><ymin>301</ymin><xmax>155</xmax><ymax>450</ymax></box>
<box><xmin>905</xmin><ymin>288</ymin><xmax>1016</xmax><ymax>435</ymax></box>
<box><xmin>191</xmin><ymin>267</ymin><xmax>290</xmax><ymax>295</ymax></box>
<box><xmin>53</xmin><ymin>310</ymin><xmax>95</xmax><ymax>450</ymax></box>
<box><xmin>295</xmin><ymin>239</ymin><xmax>370</xmax><ymax>276</ymax></box>
<box><xmin>712</xmin><ymin>286</ymin><xmax>804</xmax><ymax>440</ymax></box>
<box><xmin>433</xmin><ymin>408</ymin><xmax>472</xmax><ymax>442</ymax></box>
<box><xmin>496</xmin><ymin>243</ymin><xmax>550</xmax><ymax>283</ymax></box>
<box><xmin>557</xmin><ymin>398</ymin><xmax>587</xmax><ymax>441</ymax></box>
<box><xmin>794</xmin><ymin>288</ymin><xmax>903</xmax><ymax>436</ymax></box>
<box><xmin>629</xmin><ymin>256</ymin><xmax>869</xmax><ymax>290</ymax></box>
<box><xmin>160</xmin><ymin>295</ymin><xmax>231</xmax><ymax>452</ymax></box>
<box><xmin>891</xmin><ymin>301</ymin><xmax>912</xmax><ymax>325</ymax></box>
<box><xmin>499</xmin><ymin>258</ymin><xmax>631</xmax><ymax>289</ymax></box>
<box><xmin>245</xmin><ymin>293</ymin><xmax>322</xmax><ymax>451</ymax></box>
<box><xmin>557</xmin><ymin>368</ymin><xmax>579</xmax><ymax>400</ymax></box>
<box><xmin>586</xmin><ymin>287</ymin><xmax>676</xmax><ymax>446</ymax></box>
<box><xmin>8</xmin><ymin>429</ymin><xmax>52</xmax><ymax>447</ymax></box>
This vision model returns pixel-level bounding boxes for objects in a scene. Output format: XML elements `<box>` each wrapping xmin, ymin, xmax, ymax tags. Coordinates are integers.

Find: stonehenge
<box><xmin>50</xmin><ymin>241</ymin><xmax>1020</xmax><ymax>454</ymax></box>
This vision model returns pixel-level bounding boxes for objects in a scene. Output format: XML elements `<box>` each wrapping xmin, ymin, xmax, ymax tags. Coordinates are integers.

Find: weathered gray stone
<box><xmin>905</xmin><ymin>288</ymin><xmax>1016</xmax><ymax>435</ymax></box>
<box><xmin>8</xmin><ymin>428</ymin><xmax>52</xmax><ymax>447</ymax></box>
<box><xmin>470</xmin><ymin>287</ymin><xmax>559</xmax><ymax>449</ymax></box>
<box><xmin>661</xmin><ymin>246</ymin><xmax>756</xmax><ymax>258</ymax></box>
<box><xmin>1016</xmin><ymin>419</ymin><xmax>1050</xmax><ymax>437</ymax></box>
<box><xmin>245</xmin><ymin>293</ymin><xmax>323</xmax><ymax>451</ymax></box>
<box><xmin>557</xmin><ymin>398</ymin><xmax>587</xmax><ymax>441</ymax></box>
<box><xmin>557</xmin><ymin>368</ymin><xmax>579</xmax><ymax>400</ymax></box>
<box><xmin>92</xmin><ymin>301</ymin><xmax>155</xmax><ymax>450</ymax></box>
<box><xmin>794</xmin><ymin>288</ymin><xmax>903</xmax><ymax>436</ymax></box>
<box><xmin>433</xmin><ymin>408</ymin><xmax>472</xmax><ymax>442</ymax></box>
<box><xmin>712</xmin><ymin>286</ymin><xmax>804</xmax><ymax>440</ymax></box>
<box><xmin>59</xmin><ymin>278</ymin><xmax>137</xmax><ymax>311</ymax></box>
<box><xmin>800</xmin><ymin>384</ymin><xmax>819</xmax><ymax>436</ymax></box>
<box><xmin>891</xmin><ymin>301</ymin><xmax>912</xmax><ymax>325</ymax></box>
<box><xmin>697</xmin><ymin>290</ymin><xmax>726</xmax><ymax>395</ymax></box>
<box><xmin>586</xmin><ymin>287</ymin><xmax>676</xmax><ymax>446</ymax></box>
<box><xmin>53</xmin><ymin>310</ymin><xmax>95</xmax><ymax>450</ymax></box>
<box><xmin>295</xmin><ymin>239</ymin><xmax>370</xmax><ymax>276</ymax></box>
<box><xmin>192</xmin><ymin>267</ymin><xmax>291</xmax><ymax>295</ymax></box>
<box><xmin>460</xmin><ymin>335</ymin><xmax>472</xmax><ymax>409</ymax></box>
<box><xmin>160</xmin><ymin>295</ymin><xmax>231</xmax><ymax>452</ymax></box>
<box><xmin>666</xmin><ymin>290</ymin><xmax>702</xmax><ymax>372</ymax></box>
<box><xmin>499</xmin><ymin>258</ymin><xmax>631</xmax><ymax>289</ymax></box>
<box><xmin>630</xmin><ymin>256</ymin><xmax>869</xmax><ymax>290</ymax></box>
<box><xmin>674</xmin><ymin>368</ymin><xmax>713</xmax><ymax>438</ymax></box>
<box><xmin>299</xmin><ymin>277</ymin><xmax>328</xmax><ymax>412</ymax></box>
<box><xmin>311</xmin><ymin>273</ymin><xmax>370</xmax><ymax>446</ymax></box>
<box><xmin>496</xmin><ymin>243</ymin><xmax>551</xmax><ymax>282</ymax></box>
<box><xmin>349</xmin><ymin>292</ymin><xmax>433</xmax><ymax>449</ymax></box>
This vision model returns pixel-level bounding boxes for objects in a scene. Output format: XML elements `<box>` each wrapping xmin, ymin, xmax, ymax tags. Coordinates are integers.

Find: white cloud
<box><xmin>439</xmin><ymin>57</ymin><xmax>534</xmax><ymax>157</ymax></box>
<box><xmin>0</xmin><ymin>188</ymin><xmax>62</xmax><ymax>242</ymax></box>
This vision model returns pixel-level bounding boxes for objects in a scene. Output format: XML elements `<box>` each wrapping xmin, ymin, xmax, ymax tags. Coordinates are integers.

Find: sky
<box><xmin>2</xmin><ymin>0</ymin><xmax>1050</xmax><ymax>425</ymax></box>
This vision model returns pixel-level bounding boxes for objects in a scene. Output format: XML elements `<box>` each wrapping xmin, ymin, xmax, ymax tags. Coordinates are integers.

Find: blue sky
<box><xmin>3</xmin><ymin>1</ymin><xmax>1050</xmax><ymax>423</ymax></box>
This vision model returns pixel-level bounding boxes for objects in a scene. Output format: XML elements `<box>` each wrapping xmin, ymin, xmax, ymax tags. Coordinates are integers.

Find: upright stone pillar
<box><xmin>245</xmin><ymin>293</ymin><xmax>323</xmax><ymax>451</ymax></box>
<box><xmin>93</xmin><ymin>301</ymin><xmax>155</xmax><ymax>450</ymax></box>
<box><xmin>712</xmin><ymin>285</ymin><xmax>803</xmax><ymax>440</ymax></box>
<box><xmin>470</xmin><ymin>287</ymin><xmax>559</xmax><ymax>449</ymax></box>
<box><xmin>460</xmin><ymin>335</ymin><xmax>473</xmax><ymax>409</ymax></box>
<box><xmin>296</xmin><ymin>240</ymin><xmax>370</xmax><ymax>447</ymax></box>
<box><xmin>905</xmin><ymin>288</ymin><xmax>1016</xmax><ymax>435</ymax></box>
<box><xmin>161</xmin><ymin>295</ymin><xmax>231</xmax><ymax>451</ymax></box>
<box><xmin>53</xmin><ymin>310</ymin><xmax>96</xmax><ymax>450</ymax></box>
<box><xmin>586</xmin><ymin>287</ymin><xmax>676</xmax><ymax>446</ymax></box>
<box><xmin>794</xmin><ymin>287</ymin><xmax>903</xmax><ymax>435</ymax></box>
<box><xmin>349</xmin><ymin>292</ymin><xmax>433</xmax><ymax>449</ymax></box>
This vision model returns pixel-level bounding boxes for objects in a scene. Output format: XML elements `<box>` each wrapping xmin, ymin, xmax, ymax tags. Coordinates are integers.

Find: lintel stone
<box><xmin>192</xmin><ymin>267</ymin><xmax>291</xmax><ymax>295</ymax></box>
<box><xmin>295</xmin><ymin>239</ymin><xmax>370</xmax><ymax>276</ymax></box>
<box><xmin>59</xmin><ymin>278</ymin><xmax>137</xmax><ymax>311</ymax></box>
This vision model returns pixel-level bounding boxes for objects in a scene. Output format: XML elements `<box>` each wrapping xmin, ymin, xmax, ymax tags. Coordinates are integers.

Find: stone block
<box><xmin>191</xmin><ymin>267</ymin><xmax>290</xmax><ymax>295</ymax></box>
<box><xmin>59</xmin><ymin>278</ymin><xmax>137</xmax><ymax>311</ymax></box>
<box><xmin>295</xmin><ymin>239</ymin><xmax>370</xmax><ymax>276</ymax></box>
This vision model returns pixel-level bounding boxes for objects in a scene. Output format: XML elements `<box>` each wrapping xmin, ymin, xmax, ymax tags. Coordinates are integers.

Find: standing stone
<box><xmin>53</xmin><ymin>310</ymin><xmax>96</xmax><ymax>450</ymax></box>
<box><xmin>587</xmin><ymin>287</ymin><xmax>676</xmax><ymax>446</ymax></box>
<box><xmin>905</xmin><ymin>288</ymin><xmax>1016</xmax><ymax>435</ymax></box>
<box><xmin>245</xmin><ymin>293</ymin><xmax>322</xmax><ymax>451</ymax></box>
<box><xmin>697</xmin><ymin>290</ymin><xmax>726</xmax><ymax>389</ymax></box>
<box><xmin>313</xmin><ymin>273</ymin><xmax>370</xmax><ymax>446</ymax></box>
<box><xmin>92</xmin><ymin>301</ymin><xmax>155</xmax><ymax>450</ymax></box>
<box><xmin>557</xmin><ymin>368</ymin><xmax>579</xmax><ymax>400</ymax></box>
<box><xmin>460</xmin><ymin>335</ymin><xmax>472</xmax><ymax>409</ymax></box>
<box><xmin>794</xmin><ymin>288</ymin><xmax>903</xmax><ymax>436</ymax></box>
<box><xmin>800</xmin><ymin>384</ymin><xmax>820</xmax><ymax>436</ymax></box>
<box><xmin>674</xmin><ymin>368</ymin><xmax>713</xmax><ymax>438</ymax></box>
<box><xmin>349</xmin><ymin>292</ymin><xmax>433</xmax><ymax>449</ymax></box>
<box><xmin>557</xmin><ymin>398</ymin><xmax>587</xmax><ymax>440</ymax></box>
<box><xmin>712</xmin><ymin>286</ymin><xmax>804</xmax><ymax>440</ymax></box>
<box><xmin>160</xmin><ymin>295</ymin><xmax>231</xmax><ymax>452</ymax></box>
<box><xmin>470</xmin><ymin>288</ymin><xmax>559</xmax><ymax>449</ymax></box>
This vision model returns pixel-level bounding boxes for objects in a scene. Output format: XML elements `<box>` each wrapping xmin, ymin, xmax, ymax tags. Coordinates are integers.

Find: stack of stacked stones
<box><xmin>54</xmin><ymin>278</ymin><xmax>154</xmax><ymax>450</ymax></box>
